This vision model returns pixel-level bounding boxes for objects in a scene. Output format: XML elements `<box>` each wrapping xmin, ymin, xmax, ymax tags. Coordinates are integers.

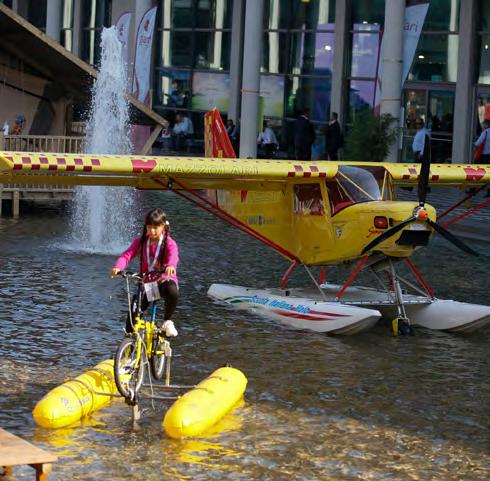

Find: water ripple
<box><xmin>0</xmin><ymin>192</ymin><xmax>489</xmax><ymax>480</ymax></box>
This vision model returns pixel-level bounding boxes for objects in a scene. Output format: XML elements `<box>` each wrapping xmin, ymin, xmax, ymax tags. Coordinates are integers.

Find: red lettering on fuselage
<box><xmin>463</xmin><ymin>167</ymin><xmax>486</xmax><ymax>181</ymax></box>
<box><xmin>366</xmin><ymin>227</ymin><xmax>385</xmax><ymax>239</ymax></box>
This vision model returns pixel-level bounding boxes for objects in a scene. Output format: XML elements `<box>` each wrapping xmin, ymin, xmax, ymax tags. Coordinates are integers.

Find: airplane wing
<box><xmin>1</xmin><ymin>152</ymin><xmax>488</xmax><ymax>190</ymax></box>
<box><xmin>0</xmin><ymin>152</ymin><xmax>338</xmax><ymax>191</ymax></box>
<box><xmin>382</xmin><ymin>162</ymin><xmax>490</xmax><ymax>187</ymax></box>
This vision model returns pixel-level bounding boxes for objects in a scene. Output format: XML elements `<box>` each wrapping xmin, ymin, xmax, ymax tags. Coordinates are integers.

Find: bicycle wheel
<box><xmin>150</xmin><ymin>335</ymin><xmax>166</xmax><ymax>381</ymax></box>
<box><xmin>114</xmin><ymin>336</ymin><xmax>144</xmax><ymax>400</ymax></box>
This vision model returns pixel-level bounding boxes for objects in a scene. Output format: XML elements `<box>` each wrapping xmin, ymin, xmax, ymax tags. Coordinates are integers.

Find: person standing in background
<box><xmin>294</xmin><ymin>108</ymin><xmax>315</xmax><ymax>160</ymax></box>
<box><xmin>474</xmin><ymin>119</ymin><xmax>490</xmax><ymax>164</ymax></box>
<box><xmin>11</xmin><ymin>115</ymin><xmax>25</xmax><ymax>135</ymax></box>
<box><xmin>325</xmin><ymin>112</ymin><xmax>343</xmax><ymax>160</ymax></box>
<box><xmin>412</xmin><ymin>118</ymin><xmax>430</xmax><ymax>162</ymax></box>
<box><xmin>226</xmin><ymin>118</ymin><xmax>239</xmax><ymax>154</ymax></box>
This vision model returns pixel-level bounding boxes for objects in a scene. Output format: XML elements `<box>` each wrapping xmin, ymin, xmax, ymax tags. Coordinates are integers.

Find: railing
<box><xmin>3</xmin><ymin>135</ymin><xmax>84</xmax><ymax>153</ymax></box>
<box><xmin>0</xmin><ymin>134</ymin><xmax>83</xmax><ymax>217</ymax></box>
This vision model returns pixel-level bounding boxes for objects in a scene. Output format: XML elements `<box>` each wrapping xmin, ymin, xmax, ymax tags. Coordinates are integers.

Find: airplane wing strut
<box><xmin>155</xmin><ymin>177</ymin><xmax>302</xmax><ymax>264</ymax></box>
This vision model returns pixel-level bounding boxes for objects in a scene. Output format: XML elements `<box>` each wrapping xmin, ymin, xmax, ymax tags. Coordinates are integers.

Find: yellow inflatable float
<box><xmin>163</xmin><ymin>366</ymin><xmax>247</xmax><ymax>439</ymax></box>
<box><xmin>33</xmin><ymin>359</ymin><xmax>119</xmax><ymax>429</ymax></box>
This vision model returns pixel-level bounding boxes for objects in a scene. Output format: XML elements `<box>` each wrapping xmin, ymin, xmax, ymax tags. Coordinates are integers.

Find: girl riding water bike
<box><xmin>112</xmin><ymin>208</ymin><xmax>179</xmax><ymax>337</ymax></box>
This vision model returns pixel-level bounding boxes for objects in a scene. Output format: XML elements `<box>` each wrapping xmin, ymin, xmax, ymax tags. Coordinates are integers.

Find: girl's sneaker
<box><xmin>162</xmin><ymin>320</ymin><xmax>178</xmax><ymax>337</ymax></box>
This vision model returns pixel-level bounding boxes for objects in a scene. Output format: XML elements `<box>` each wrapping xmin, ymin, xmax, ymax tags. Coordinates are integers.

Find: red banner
<box><xmin>204</xmin><ymin>109</ymin><xmax>236</xmax><ymax>158</ymax></box>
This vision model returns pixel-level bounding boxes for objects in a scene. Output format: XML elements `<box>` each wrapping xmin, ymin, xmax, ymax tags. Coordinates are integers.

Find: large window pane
<box><xmin>81</xmin><ymin>0</ymin><xmax>110</xmax><ymax>29</ymax></box>
<box><xmin>161</xmin><ymin>30</ymin><xmax>193</xmax><ymax>67</ymax></box>
<box><xmin>408</xmin><ymin>34</ymin><xmax>459</xmax><ymax>82</ymax></box>
<box><xmin>404</xmin><ymin>89</ymin><xmax>427</xmax><ymax>129</ymax></box>
<box><xmin>262</xmin><ymin>32</ymin><xmax>288</xmax><ymax>74</ymax></box>
<box><xmin>81</xmin><ymin>29</ymin><xmax>102</xmax><ymax>65</ymax></box>
<box><xmin>428</xmin><ymin>90</ymin><xmax>454</xmax><ymax>131</ymax></box>
<box><xmin>352</xmin><ymin>0</ymin><xmax>384</xmax><ymax>27</ymax></box>
<box><xmin>423</xmin><ymin>0</ymin><xmax>459</xmax><ymax>32</ymax></box>
<box><xmin>194</xmin><ymin>31</ymin><xmax>230</xmax><ymax>70</ymax></box>
<box><xmin>428</xmin><ymin>90</ymin><xmax>454</xmax><ymax>163</ymax></box>
<box><xmin>157</xmin><ymin>69</ymin><xmax>192</xmax><ymax>107</ymax></box>
<box><xmin>290</xmin><ymin>31</ymin><xmax>314</xmax><ymax>75</ymax></box>
<box><xmin>289</xmin><ymin>31</ymin><xmax>334</xmax><ymax>76</ymax></box>
<box><xmin>351</xmin><ymin>26</ymin><xmax>381</xmax><ymax>78</ymax></box>
<box><xmin>285</xmin><ymin>76</ymin><xmax>331</xmax><ymax>122</ymax></box>
<box><xmin>476</xmin><ymin>92</ymin><xmax>490</xmax><ymax>136</ymax></box>
<box><xmin>264</xmin><ymin>0</ymin><xmax>335</xmax><ymax>30</ymax></box>
<box><xmin>196</xmin><ymin>0</ymin><xmax>232</xmax><ymax>29</ymax></box>
<box><xmin>313</xmin><ymin>32</ymin><xmax>335</xmax><ymax>72</ymax></box>
<box><xmin>80</xmin><ymin>0</ymin><xmax>111</xmax><ymax>65</ymax></box>
<box><xmin>260</xmin><ymin>75</ymin><xmax>285</xmax><ymax>118</ymax></box>
<box><xmin>191</xmin><ymin>71</ymin><xmax>230</xmax><ymax>111</ymax></box>
<box><xmin>478</xmin><ymin>35</ymin><xmax>490</xmax><ymax>84</ymax></box>
<box><xmin>349</xmin><ymin>80</ymin><xmax>375</xmax><ymax>120</ymax></box>
<box><xmin>171</xmin><ymin>0</ymin><xmax>193</xmax><ymax>28</ymax></box>
<box><xmin>480</xmin><ymin>0</ymin><xmax>490</xmax><ymax>31</ymax></box>
<box><xmin>28</xmin><ymin>0</ymin><xmax>47</xmax><ymax>30</ymax></box>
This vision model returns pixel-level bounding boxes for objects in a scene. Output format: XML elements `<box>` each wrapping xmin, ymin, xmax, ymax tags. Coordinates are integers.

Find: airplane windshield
<box><xmin>326</xmin><ymin>165</ymin><xmax>391</xmax><ymax>214</ymax></box>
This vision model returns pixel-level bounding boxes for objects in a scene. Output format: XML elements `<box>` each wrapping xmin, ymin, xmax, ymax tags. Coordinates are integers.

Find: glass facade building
<box><xmin>2</xmin><ymin>0</ymin><xmax>487</xmax><ymax>162</ymax></box>
<box><xmin>152</xmin><ymin>0</ymin><xmax>472</xmax><ymax>162</ymax></box>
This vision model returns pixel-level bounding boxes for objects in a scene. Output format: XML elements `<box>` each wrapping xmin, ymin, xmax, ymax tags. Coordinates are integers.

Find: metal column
<box><xmin>228</xmin><ymin>0</ymin><xmax>245</xmax><ymax>127</ymax></box>
<box><xmin>330</xmin><ymin>0</ymin><xmax>351</xmax><ymax>126</ymax></box>
<box><xmin>380</xmin><ymin>0</ymin><xmax>405</xmax><ymax>163</ymax></box>
<box><xmin>239</xmin><ymin>0</ymin><xmax>264</xmax><ymax>158</ymax></box>
<box><xmin>452</xmin><ymin>0</ymin><xmax>478</xmax><ymax>164</ymax></box>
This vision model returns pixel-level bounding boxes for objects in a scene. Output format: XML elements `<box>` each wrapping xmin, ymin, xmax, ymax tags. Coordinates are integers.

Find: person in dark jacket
<box><xmin>325</xmin><ymin>112</ymin><xmax>343</xmax><ymax>160</ymax></box>
<box><xmin>294</xmin><ymin>108</ymin><xmax>315</xmax><ymax>160</ymax></box>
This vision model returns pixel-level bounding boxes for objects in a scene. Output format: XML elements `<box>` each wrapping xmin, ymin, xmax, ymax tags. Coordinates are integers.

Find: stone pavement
<box><xmin>397</xmin><ymin>187</ymin><xmax>490</xmax><ymax>242</ymax></box>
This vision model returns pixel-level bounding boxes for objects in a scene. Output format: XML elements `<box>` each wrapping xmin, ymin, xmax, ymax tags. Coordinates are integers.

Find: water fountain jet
<box><xmin>71</xmin><ymin>26</ymin><xmax>135</xmax><ymax>254</ymax></box>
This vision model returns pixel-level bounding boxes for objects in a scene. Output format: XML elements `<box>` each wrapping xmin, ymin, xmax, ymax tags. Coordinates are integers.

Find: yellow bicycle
<box><xmin>113</xmin><ymin>271</ymin><xmax>172</xmax><ymax>402</ymax></box>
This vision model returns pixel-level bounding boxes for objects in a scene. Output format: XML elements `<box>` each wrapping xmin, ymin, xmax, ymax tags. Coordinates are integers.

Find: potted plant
<box><xmin>344</xmin><ymin>109</ymin><xmax>398</xmax><ymax>161</ymax></box>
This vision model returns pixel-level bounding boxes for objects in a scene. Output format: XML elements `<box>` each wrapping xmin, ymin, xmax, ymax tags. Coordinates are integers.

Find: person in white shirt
<box><xmin>171</xmin><ymin>113</ymin><xmax>194</xmax><ymax>152</ymax></box>
<box><xmin>257</xmin><ymin>121</ymin><xmax>278</xmax><ymax>158</ymax></box>
<box><xmin>412</xmin><ymin>118</ymin><xmax>430</xmax><ymax>162</ymax></box>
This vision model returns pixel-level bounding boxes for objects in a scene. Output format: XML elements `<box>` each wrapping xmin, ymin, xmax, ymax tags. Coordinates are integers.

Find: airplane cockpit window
<box><xmin>327</xmin><ymin>165</ymin><xmax>392</xmax><ymax>215</ymax></box>
<box><xmin>293</xmin><ymin>184</ymin><xmax>325</xmax><ymax>216</ymax></box>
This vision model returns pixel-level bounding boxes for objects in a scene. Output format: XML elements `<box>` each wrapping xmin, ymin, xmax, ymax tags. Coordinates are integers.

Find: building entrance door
<box><xmin>402</xmin><ymin>85</ymin><xmax>455</xmax><ymax>163</ymax></box>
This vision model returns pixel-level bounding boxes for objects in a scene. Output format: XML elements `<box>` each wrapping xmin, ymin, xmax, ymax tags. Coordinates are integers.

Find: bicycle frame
<box><xmin>128</xmin><ymin>288</ymin><xmax>158</xmax><ymax>364</ymax></box>
<box><xmin>123</xmin><ymin>275</ymin><xmax>172</xmax><ymax>386</ymax></box>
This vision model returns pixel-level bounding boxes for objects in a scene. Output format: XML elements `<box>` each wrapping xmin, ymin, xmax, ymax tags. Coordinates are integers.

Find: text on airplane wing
<box><xmin>0</xmin><ymin>152</ymin><xmax>338</xmax><ymax>190</ymax></box>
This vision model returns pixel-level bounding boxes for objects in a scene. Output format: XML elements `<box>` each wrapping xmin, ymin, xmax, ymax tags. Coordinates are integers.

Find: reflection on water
<box><xmin>0</xmin><ymin>192</ymin><xmax>489</xmax><ymax>480</ymax></box>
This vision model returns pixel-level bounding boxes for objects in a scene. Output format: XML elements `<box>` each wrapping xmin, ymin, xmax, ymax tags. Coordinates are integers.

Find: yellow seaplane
<box><xmin>1</xmin><ymin>118</ymin><xmax>489</xmax><ymax>335</ymax></box>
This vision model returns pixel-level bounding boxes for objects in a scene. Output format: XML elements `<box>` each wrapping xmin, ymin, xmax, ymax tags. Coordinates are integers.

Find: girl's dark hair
<box><xmin>139</xmin><ymin>208</ymin><xmax>169</xmax><ymax>272</ymax></box>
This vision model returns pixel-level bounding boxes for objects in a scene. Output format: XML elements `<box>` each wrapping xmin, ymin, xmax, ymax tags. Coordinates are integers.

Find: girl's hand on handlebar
<box><xmin>111</xmin><ymin>268</ymin><xmax>121</xmax><ymax>277</ymax></box>
<box><xmin>165</xmin><ymin>266</ymin><xmax>176</xmax><ymax>276</ymax></box>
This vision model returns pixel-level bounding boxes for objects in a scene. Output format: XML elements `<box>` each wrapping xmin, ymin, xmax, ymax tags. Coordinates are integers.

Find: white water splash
<box><xmin>71</xmin><ymin>26</ymin><xmax>135</xmax><ymax>254</ymax></box>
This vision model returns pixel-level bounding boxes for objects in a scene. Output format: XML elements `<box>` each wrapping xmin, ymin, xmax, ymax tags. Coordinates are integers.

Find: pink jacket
<box><xmin>114</xmin><ymin>234</ymin><xmax>179</xmax><ymax>284</ymax></box>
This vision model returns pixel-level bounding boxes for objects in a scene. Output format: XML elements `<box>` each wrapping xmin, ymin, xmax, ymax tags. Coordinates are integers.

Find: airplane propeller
<box><xmin>362</xmin><ymin>135</ymin><xmax>479</xmax><ymax>257</ymax></box>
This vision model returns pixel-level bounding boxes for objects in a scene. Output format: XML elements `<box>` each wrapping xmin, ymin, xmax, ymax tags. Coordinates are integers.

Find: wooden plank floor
<box><xmin>0</xmin><ymin>428</ymin><xmax>57</xmax><ymax>481</ymax></box>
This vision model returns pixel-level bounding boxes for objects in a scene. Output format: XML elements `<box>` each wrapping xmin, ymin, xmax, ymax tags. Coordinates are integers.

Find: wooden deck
<box><xmin>0</xmin><ymin>184</ymin><xmax>73</xmax><ymax>218</ymax></box>
<box><xmin>0</xmin><ymin>428</ymin><xmax>57</xmax><ymax>480</ymax></box>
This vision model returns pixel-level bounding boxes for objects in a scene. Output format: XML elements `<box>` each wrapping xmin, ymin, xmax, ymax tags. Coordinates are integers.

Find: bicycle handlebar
<box><xmin>117</xmin><ymin>270</ymin><xmax>142</xmax><ymax>280</ymax></box>
<box><xmin>115</xmin><ymin>270</ymin><xmax>165</xmax><ymax>282</ymax></box>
